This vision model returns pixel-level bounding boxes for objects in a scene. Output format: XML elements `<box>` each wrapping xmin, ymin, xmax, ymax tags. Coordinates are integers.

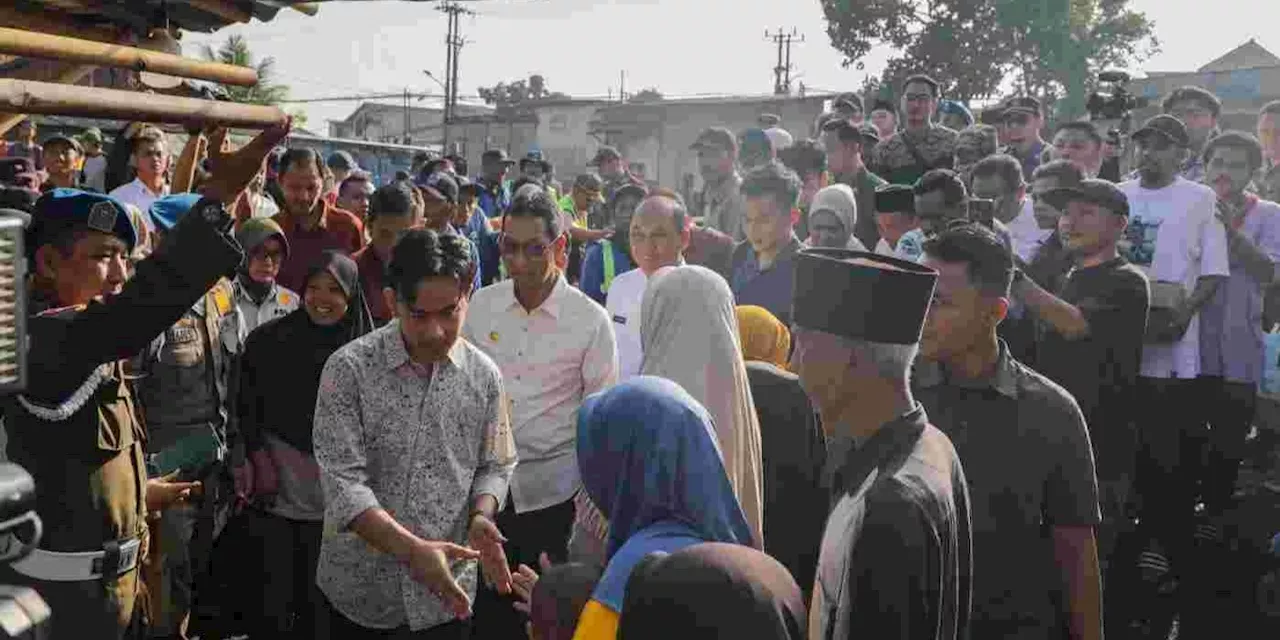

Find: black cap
<box><xmin>416</xmin><ymin>171</ymin><xmax>459</xmax><ymax>204</ymax></box>
<box><xmin>42</xmin><ymin>134</ymin><xmax>82</xmax><ymax>153</ymax></box>
<box><xmin>691</xmin><ymin>127</ymin><xmax>737</xmax><ymax>153</ymax></box>
<box><xmin>1041</xmin><ymin>179</ymin><xmax>1130</xmax><ymax>217</ymax></box>
<box><xmin>875</xmin><ymin>184</ymin><xmax>916</xmax><ymax>214</ymax></box>
<box><xmin>519</xmin><ymin>151</ymin><xmax>544</xmax><ymax>169</ymax></box>
<box><xmin>482</xmin><ymin>149</ymin><xmax>516</xmax><ymax>164</ymax></box>
<box><xmin>869</xmin><ymin>99</ymin><xmax>896</xmax><ymax>114</ymax></box>
<box><xmin>455</xmin><ymin>175</ymin><xmax>477</xmax><ymax>194</ymax></box>
<box><xmin>834</xmin><ymin>93</ymin><xmax>864</xmax><ymax>114</ymax></box>
<box><xmin>1132</xmin><ymin>114</ymin><xmax>1191</xmax><ymax>148</ymax></box>
<box><xmin>588</xmin><ymin>146</ymin><xmax>622</xmax><ymax>166</ymax></box>
<box><xmin>792</xmin><ymin>248</ymin><xmax>938</xmax><ymax>345</ymax></box>
<box><xmin>573</xmin><ymin>172</ymin><xmax>605</xmax><ymax>192</ymax></box>
<box><xmin>1001</xmin><ymin>96</ymin><xmax>1042</xmax><ymax>118</ymax></box>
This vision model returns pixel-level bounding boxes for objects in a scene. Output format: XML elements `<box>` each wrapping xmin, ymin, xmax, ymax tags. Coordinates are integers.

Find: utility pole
<box><xmin>437</xmin><ymin>1</ymin><xmax>476</xmax><ymax>153</ymax></box>
<box><xmin>619</xmin><ymin>70</ymin><xmax>626</xmax><ymax>102</ymax></box>
<box><xmin>764</xmin><ymin>27</ymin><xmax>803</xmax><ymax>95</ymax></box>
<box><xmin>403</xmin><ymin>87</ymin><xmax>411</xmax><ymax>144</ymax></box>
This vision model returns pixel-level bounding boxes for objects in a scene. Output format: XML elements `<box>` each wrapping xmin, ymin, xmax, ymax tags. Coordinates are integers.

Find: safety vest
<box><xmin>601</xmin><ymin>239</ymin><xmax>617</xmax><ymax>294</ymax></box>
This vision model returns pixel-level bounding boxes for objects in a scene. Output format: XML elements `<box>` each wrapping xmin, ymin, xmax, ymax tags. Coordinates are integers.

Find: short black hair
<box><xmin>740</xmin><ymin>161</ymin><xmax>801</xmax><ymax>213</ymax></box>
<box><xmin>278</xmin><ymin>148</ymin><xmax>325</xmax><ymax>177</ymax></box>
<box><xmin>368</xmin><ymin>181</ymin><xmax>417</xmax><ymax>220</ymax></box>
<box><xmin>386</xmin><ymin>229</ymin><xmax>474</xmax><ymax>301</ymax></box>
<box><xmin>1163</xmin><ymin>86</ymin><xmax>1222</xmax><ymax>119</ymax></box>
<box><xmin>394</xmin><ymin>169</ymin><xmax>411</xmax><ymax>182</ymax></box>
<box><xmin>913</xmin><ymin>168</ymin><xmax>967</xmax><ymax>207</ymax></box>
<box><xmin>1053</xmin><ymin>121</ymin><xmax>1103</xmax><ymax>146</ymax></box>
<box><xmin>1203</xmin><ymin>130</ymin><xmax>1265</xmax><ymax>170</ymax></box>
<box><xmin>338</xmin><ymin>171</ymin><xmax>373</xmax><ymax>196</ymax></box>
<box><xmin>901</xmin><ymin>74</ymin><xmax>941</xmax><ymax>98</ymax></box>
<box><xmin>510</xmin><ymin>176</ymin><xmax>544</xmax><ymax>196</ymax></box>
<box><xmin>922</xmin><ymin>223</ymin><xmax>1013</xmax><ymax>297</ymax></box>
<box><xmin>779</xmin><ymin>139</ymin><xmax>827</xmax><ymax>179</ymax></box>
<box><xmin>1031</xmin><ymin>159</ymin><xmax>1086</xmax><ymax>186</ymax></box>
<box><xmin>504</xmin><ymin>186</ymin><xmax>562</xmax><ymax>239</ymax></box>
<box><xmin>969</xmin><ymin>154</ymin><xmax>1025</xmax><ymax>190</ymax></box>
<box><xmin>446</xmin><ymin>154</ymin><xmax>468</xmax><ymax>177</ymax></box>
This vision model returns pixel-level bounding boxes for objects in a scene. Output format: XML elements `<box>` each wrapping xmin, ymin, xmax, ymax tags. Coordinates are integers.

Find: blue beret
<box><xmin>149</xmin><ymin>193</ymin><xmax>203</xmax><ymax>232</ymax></box>
<box><xmin>27</xmin><ymin>189</ymin><xmax>137</xmax><ymax>257</ymax></box>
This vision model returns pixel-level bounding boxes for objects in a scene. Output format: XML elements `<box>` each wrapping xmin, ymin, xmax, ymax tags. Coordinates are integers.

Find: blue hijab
<box><xmin>578</xmin><ymin>376</ymin><xmax>753</xmax><ymax>612</ymax></box>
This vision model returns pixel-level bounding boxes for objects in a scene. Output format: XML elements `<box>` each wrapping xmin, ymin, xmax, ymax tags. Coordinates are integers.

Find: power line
<box><xmin>764</xmin><ymin>27</ymin><xmax>804</xmax><ymax>96</ymax></box>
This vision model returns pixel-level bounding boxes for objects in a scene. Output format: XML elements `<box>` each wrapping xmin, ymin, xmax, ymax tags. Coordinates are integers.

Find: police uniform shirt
<box><xmin>812</xmin><ymin>405</ymin><xmax>973</xmax><ymax>640</ymax></box>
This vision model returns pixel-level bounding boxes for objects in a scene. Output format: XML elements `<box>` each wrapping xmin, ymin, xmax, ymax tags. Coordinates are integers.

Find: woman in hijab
<box><xmin>736</xmin><ymin>305</ymin><xmax>791</xmax><ymax>369</ymax></box>
<box><xmin>235</xmin><ymin>250</ymin><xmax>373</xmax><ymax>639</ymax></box>
<box><xmin>735</xmin><ymin>304</ymin><xmax>828</xmax><ymax>605</ymax></box>
<box><xmin>618</xmin><ymin>542</ymin><xmax>807</xmax><ymax>640</ymax></box>
<box><xmin>639</xmin><ymin>265</ymin><xmax>764</xmax><ymax>547</ymax></box>
<box><xmin>570</xmin><ymin>376</ymin><xmax>755</xmax><ymax>640</ymax></box>
<box><xmin>806</xmin><ymin>184</ymin><xmax>865</xmax><ymax>250</ymax></box>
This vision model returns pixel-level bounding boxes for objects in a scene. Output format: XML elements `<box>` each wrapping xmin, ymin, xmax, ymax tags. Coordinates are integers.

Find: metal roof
<box><xmin>10</xmin><ymin>1</ymin><xmax>317</xmax><ymax>35</ymax></box>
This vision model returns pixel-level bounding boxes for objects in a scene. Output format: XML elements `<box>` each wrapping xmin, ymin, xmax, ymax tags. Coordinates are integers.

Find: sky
<box><xmin>180</xmin><ymin>0</ymin><xmax>1280</xmax><ymax>132</ymax></box>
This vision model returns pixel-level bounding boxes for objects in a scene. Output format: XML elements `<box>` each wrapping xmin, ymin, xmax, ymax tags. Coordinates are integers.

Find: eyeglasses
<box><xmin>499</xmin><ymin>235</ymin><xmax>551</xmax><ymax>259</ymax></box>
<box><xmin>251</xmin><ymin>249</ymin><xmax>284</xmax><ymax>263</ymax></box>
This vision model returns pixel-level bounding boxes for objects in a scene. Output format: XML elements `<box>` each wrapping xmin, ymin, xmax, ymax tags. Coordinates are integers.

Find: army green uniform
<box><xmin>135</xmin><ymin>277</ymin><xmax>240</xmax><ymax>636</ymax></box>
<box><xmin>1</xmin><ymin>209</ymin><xmax>243</xmax><ymax>640</ymax></box>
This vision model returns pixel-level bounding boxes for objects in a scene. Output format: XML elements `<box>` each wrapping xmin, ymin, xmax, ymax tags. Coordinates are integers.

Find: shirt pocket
<box><xmin>97</xmin><ymin>377</ymin><xmax>138</xmax><ymax>452</ymax></box>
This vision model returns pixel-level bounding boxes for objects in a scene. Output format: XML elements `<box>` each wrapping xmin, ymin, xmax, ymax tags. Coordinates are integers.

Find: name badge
<box><xmin>612</xmin><ymin>315</ymin><xmax>627</xmax><ymax>325</ymax></box>
<box><xmin>169</xmin><ymin>326</ymin><xmax>199</xmax><ymax>344</ymax></box>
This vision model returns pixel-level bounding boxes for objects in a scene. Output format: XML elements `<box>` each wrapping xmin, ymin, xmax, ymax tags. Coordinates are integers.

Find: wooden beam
<box><xmin>0</xmin><ymin>64</ymin><xmax>96</xmax><ymax>137</ymax></box>
<box><xmin>289</xmin><ymin>3</ymin><xmax>320</xmax><ymax>17</ymax></box>
<box><xmin>0</xmin><ymin>27</ymin><xmax>259</xmax><ymax>87</ymax></box>
<box><xmin>0</xmin><ymin>6</ymin><xmax>122</xmax><ymax>45</ymax></box>
<box><xmin>0</xmin><ymin>79</ymin><xmax>286</xmax><ymax>129</ymax></box>
<box><xmin>186</xmin><ymin>0</ymin><xmax>253</xmax><ymax>25</ymax></box>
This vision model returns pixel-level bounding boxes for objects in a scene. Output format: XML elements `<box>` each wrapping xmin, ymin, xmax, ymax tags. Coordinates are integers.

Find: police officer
<box><xmin>0</xmin><ymin>123</ymin><xmax>290</xmax><ymax>640</ymax></box>
<box><xmin>135</xmin><ymin>193</ymin><xmax>244</xmax><ymax>638</ymax></box>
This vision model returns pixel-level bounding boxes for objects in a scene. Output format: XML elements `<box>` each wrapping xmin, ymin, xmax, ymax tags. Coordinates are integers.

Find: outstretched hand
<box><xmin>512</xmin><ymin>552</ymin><xmax>555</xmax><ymax>615</ymax></box>
<box><xmin>201</xmin><ymin>118</ymin><xmax>292</xmax><ymax>204</ymax></box>
<box><xmin>409</xmin><ymin>539</ymin><xmax>482</xmax><ymax>619</ymax></box>
<box><xmin>468</xmin><ymin>514</ymin><xmax>513</xmax><ymax>594</ymax></box>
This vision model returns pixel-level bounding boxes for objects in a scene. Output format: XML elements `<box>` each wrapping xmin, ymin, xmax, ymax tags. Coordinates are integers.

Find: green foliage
<box><xmin>477</xmin><ymin>75</ymin><xmax>569</xmax><ymax>107</ymax></box>
<box><xmin>198</xmin><ymin>34</ymin><xmax>291</xmax><ymax>105</ymax></box>
<box><xmin>629</xmin><ymin>88</ymin><xmax>665</xmax><ymax>103</ymax></box>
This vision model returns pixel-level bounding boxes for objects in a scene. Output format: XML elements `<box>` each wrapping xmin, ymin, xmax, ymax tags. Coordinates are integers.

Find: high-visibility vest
<box><xmin>601</xmin><ymin>239</ymin><xmax>617</xmax><ymax>294</ymax></box>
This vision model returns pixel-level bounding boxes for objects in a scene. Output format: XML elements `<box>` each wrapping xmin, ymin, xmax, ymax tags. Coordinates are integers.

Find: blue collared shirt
<box><xmin>730</xmin><ymin>236</ymin><xmax>802</xmax><ymax>327</ymax></box>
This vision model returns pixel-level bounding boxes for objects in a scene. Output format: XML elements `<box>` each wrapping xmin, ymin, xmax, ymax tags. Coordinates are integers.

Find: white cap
<box><xmin>763</xmin><ymin>127</ymin><xmax>794</xmax><ymax>152</ymax></box>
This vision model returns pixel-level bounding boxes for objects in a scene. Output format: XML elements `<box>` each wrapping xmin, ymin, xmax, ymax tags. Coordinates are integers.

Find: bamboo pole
<box><xmin>0</xmin><ymin>79</ymin><xmax>286</xmax><ymax>129</ymax></box>
<box><xmin>0</xmin><ymin>64</ymin><xmax>96</xmax><ymax>137</ymax></box>
<box><xmin>0</xmin><ymin>7</ymin><xmax>122</xmax><ymax>45</ymax></box>
<box><xmin>0</xmin><ymin>27</ymin><xmax>258</xmax><ymax>87</ymax></box>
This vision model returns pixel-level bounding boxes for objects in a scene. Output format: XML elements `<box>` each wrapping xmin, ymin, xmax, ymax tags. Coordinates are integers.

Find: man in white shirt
<box><xmin>1119</xmin><ymin>114</ymin><xmax>1228</xmax><ymax>584</ymax></box>
<box><xmin>607</xmin><ymin>192</ymin><xmax>691</xmax><ymax>378</ymax></box>
<box><xmin>109</xmin><ymin>126</ymin><xmax>170</xmax><ymax>237</ymax></box>
<box><xmin>463</xmin><ymin>187</ymin><xmax>618</xmax><ymax>639</ymax></box>
<box><xmin>970</xmin><ymin>153</ymin><xmax>1050</xmax><ymax>262</ymax></box>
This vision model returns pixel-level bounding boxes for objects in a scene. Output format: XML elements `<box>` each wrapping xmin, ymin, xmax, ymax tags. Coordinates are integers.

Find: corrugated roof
<box><xmin>12</xmin><ymin>1</ymin><xmax>315</xmax><ymax>35</ymax></box>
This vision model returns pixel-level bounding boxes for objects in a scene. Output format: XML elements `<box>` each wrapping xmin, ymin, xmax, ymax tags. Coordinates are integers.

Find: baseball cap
<box><xmin>416</xmin><ymin>171</ymin><xmax>459</xmax><ymax>204</ymax></box>
<box><xmin>482</xmin><ymin>148</ymin><xmax>516</xmax><ymax>165</ymax></box>
<box><xmin>588</xmin><ymin>146</ymin><xmax>622</xmax><ymax>166</ymax></box>
<box><xmin>572</xmin><ymin>173</ymin><xmax>605</xmax><ymax>193</ymax></box>
<box><xmin>78</xmin><ymin>127</ymin><xmax>104</xmax><ymax>145</ymax></box>
<box><xmin>858</xmin><ymin>123</ymin><xmax>881</xmax><ymax>144</ymax></box>
<box><xmin>1001</xmin><ymin>96</ymin><xmax>1042</xmax><ymax>119</ymax></box>
<box><xmin>43</xmin><ymin>134</ymin><xmax>82</xmax><ymax>154</ymax></box>
<box><xmin>1040</xmin><ymin>179</ymin><xmax>1130</xmax><ymax>217</ymax></box>
<box><xmin>690</xmin><ymin>127</ymin><xmax>737</xmax><ymax>153</ymax></box>
<box><xmin>1132</xmin><ymin>114</ymin><xmax>1191</xmax><ymax>148</ymax></box>
<box><xmin>869</xmin><ymin>99</ymin><xmax>896</xmax><ymax>114</ymax></box>
<box><xmin>833</xmin><ymin>93</ymin><xmax>864</xmax><ymax>114</ymax></box>
<box><xmin>519</xmin><ymin>151</ymin><xmax>544</xmax><ymax>168</ymax></box>
<box><xmin>326</xmin><ymin>150</ymin><xmax>357</xmax><ymax>172</ymax></box>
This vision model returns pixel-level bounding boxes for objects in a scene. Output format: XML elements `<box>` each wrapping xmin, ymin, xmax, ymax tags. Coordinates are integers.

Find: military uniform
<box><xmin>135</xmin><ymin>277</ymin><xmax>240</xmax><ymax>636</ymax></box>
<box><xmin>1</xmin><ymin>190</ymin><xmax>242</xmax><ymax>640</ymax></box>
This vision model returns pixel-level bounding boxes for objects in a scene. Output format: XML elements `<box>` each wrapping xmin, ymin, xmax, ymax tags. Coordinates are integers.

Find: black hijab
<box><xmin>237</xmin><ymin>250</ymin><xmax>373</xmax><ymax>455</ymax></box>
<box><xmin>618</xmin><ymin>543</ymin><xmax>806</xmax><ymax>640</ymax></box>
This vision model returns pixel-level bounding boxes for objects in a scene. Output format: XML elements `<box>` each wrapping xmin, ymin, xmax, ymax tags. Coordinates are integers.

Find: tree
<box><xmin>996</xmin><ymin>0</ymin><xmax>1158</xmax><ymax>119</ymax></box>
<box><xmin>477</xmin><ymin>74</ymin><xmax>569</xmax><ymax>107</ymax></box>
<box><xmin>629</xmin><ymin>88</ymin><xmax>664</xmax><ymax>103</ymax></box>
<box><xmin>198</xmin><ymin>34</ymin><xmax>290</xmax><ymax>105</ymax></box>
<box><xmin>820</xmin><ymin>0</ymin><xmax>1156</xmax><ymax>108</ymax></box>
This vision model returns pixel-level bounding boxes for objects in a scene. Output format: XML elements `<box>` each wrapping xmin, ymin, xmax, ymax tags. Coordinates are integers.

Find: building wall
<box><xmin>1129</xmin><ymin>66</ymin><xmax>1280</xmax><ymax>121</ymax></box>
<box><xmin>532</xmin><ymin>103</ymin><xmax>608</xmax><ymax>180</ymax></box>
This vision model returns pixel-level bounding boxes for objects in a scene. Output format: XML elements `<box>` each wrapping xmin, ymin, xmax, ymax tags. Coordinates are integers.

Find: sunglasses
<box><xmin>499</xmin><ymin>235</ymin><xmax>552</xmax><ymax>259</ymax></box>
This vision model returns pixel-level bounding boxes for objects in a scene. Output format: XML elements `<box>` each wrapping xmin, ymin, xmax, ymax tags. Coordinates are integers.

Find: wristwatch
<box><xmin>193</xmin><ymin>197</ymin><xmax>234</xmax><ymax>234</ymax></box>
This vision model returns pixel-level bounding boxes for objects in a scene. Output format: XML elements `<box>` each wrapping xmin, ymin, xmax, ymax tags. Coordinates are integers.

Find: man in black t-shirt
<box><xmin>1013</xmin><ymin>179</ymin><xmax>1149</xmax><ymax>563</ymax></box>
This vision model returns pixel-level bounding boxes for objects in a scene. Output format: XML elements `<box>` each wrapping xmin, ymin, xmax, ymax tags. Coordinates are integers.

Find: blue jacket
<box><xmin>580</xmin><ymin>239</ymin><xmax>634</xmax><ymax>306</ymax></box>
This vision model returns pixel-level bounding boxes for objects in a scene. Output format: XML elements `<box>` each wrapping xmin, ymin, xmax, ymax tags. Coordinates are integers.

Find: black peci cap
<box><xmin>792</xmin><ymin>248</ymin><xmax>938</xmax><ymax>345</ymax></box>
<box><xmin>874</xmin><ymin>184</ymin><xmax>916</xmax><ymax>214</ymax></box>
<box><xmin>1041</xmin><ymin>179</ymin><xmax>1130</xmax><ymax>217</ymax></box>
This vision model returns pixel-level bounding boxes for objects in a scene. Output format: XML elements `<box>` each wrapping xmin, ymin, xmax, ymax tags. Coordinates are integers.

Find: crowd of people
<box><xmin>1</xmin><ymin>70</ymin><xmax>1280</xmax><ymax>640</ymax></box>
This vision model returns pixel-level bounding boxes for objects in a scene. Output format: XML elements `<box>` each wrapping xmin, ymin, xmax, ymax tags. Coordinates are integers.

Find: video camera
<box><xmin>0</xmin><ymin>463</ymin><xmax>50</xmax><ymax>638</ymax></box>
<box><xmin>1085</xmin><ymin>70</ymin><xmax>1149</xmax><ymax>122</ymax></box>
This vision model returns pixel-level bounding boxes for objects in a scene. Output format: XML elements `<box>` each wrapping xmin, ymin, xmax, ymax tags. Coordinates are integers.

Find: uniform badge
<box><xmin>213</xmin><ymin>287</ymin><xmax>232</xmax><ymax>316</ymax></box>
<box><xmin>489</xmin><ymin>331</ymin><xmax>500</xmax><ymax>343</ymax></box>
<box><xmin>279</xmin><ymin>292</ymin><xmax>293</xmax><ymax>306</ymax></box>
<box><xmin>86</xmin><ymin>201</ymin><xmax>118</xmax><ymax>234</ymax></box>
<box><xmin>612</xmin><ymin>315</ymin><xmax>626</xmax><ymax>325</ymax></box>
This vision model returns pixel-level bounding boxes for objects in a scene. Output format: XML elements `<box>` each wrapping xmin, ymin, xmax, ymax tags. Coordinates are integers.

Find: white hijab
<box><xmin>639</xmin><ymin>265</ymin><xmax>765</xmax><ymax>547</ymax></box>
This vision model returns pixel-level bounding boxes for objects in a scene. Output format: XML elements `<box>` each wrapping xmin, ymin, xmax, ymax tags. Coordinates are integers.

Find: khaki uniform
<box><xmin>0</xmin><ymin>212</ymin><xmax>244</xmax><ymax>640</ymax></box>
<box><xmin>135</xmin><ymin>278</ymin><xmax>240</xmax><ymax>636</ymax></box>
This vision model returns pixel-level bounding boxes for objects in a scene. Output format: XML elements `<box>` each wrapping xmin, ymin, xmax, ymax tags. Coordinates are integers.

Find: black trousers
<box><xmin>1133</xmin><ymin>376</ymin><xmax>1207</xmax><ymax>563</ymax></box>
<box><xmin>321</xmin><ymin>597</ymin><xmax>470</xmax><ymax>640</ymax></box>
<box><xmin>1196</xmin><ymin>376</ymin><xmax>1257</xmax><ymax>517</ymax></box>
<box><xmin>470</xmin><ymin>495</ymin><xmax>577</xmax><ymax>640</ymax></box>
<box><xmin>247</xmin><ymin>511</ymin><xmax>324</xmax><ymax>640</ymax></box>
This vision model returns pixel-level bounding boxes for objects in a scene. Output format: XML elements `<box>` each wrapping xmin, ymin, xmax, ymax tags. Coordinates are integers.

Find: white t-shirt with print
<box><xmin>1007</xmin><ymin>198</ymin><xmax>1052</xmax><ymax>263</ymax></box>
<box><xmin>1119</xmin><ymin>177</ymin><xmax>1229</xmax><ymax>379</ymax></box>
